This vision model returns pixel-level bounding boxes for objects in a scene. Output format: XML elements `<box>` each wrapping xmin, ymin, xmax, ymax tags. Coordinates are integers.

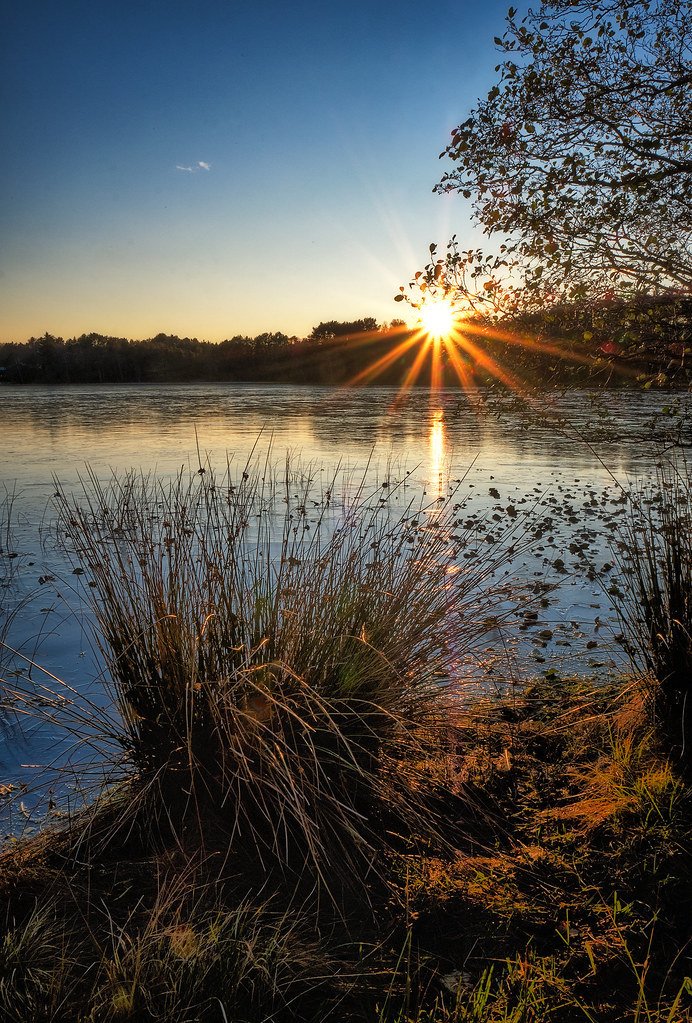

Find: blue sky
<box><xmin>1</xmin><ymin>0</ymin><xmax>512</xmax><ymax>342</ymax></box>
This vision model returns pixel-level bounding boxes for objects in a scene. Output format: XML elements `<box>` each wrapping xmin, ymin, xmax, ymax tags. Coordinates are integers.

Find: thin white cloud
<box><xmin>175</xmin><ymin>161</ymin><xmax>211</xmax><ymax>173</ymax></box>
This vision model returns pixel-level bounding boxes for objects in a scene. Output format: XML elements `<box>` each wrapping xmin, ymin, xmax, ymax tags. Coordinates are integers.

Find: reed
<box><xmin>611</xmin><ymin>458</ymin><xmax>692</xmax><ymax>765</ymax></box>
<box><xmin>53</xmin><ymin>456</ymin><xmax>522</xmax><ymax>897</ymax></box>
<box><xmin>0</xmin><ymin>485</ymin><xmax>24</xmax><ymax>671</ymax></box>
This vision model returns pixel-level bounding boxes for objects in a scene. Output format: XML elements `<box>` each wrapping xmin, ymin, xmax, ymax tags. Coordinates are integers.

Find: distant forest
<box><xmin>1</xmin><ymin>298</ymin><xmax>690</xmax><ymax>389</ymax></box>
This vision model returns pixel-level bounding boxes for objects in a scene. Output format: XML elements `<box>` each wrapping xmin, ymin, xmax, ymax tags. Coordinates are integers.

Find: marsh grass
<box><xmin>379</xmin><ymin>676</ymin><xmax>692</xmax><ymax>1023</ymax></box>
<box><xmin>610</xmin><ymin>458</ymin><xmax>692</xmax><ymax>764</ymax></box>
<box><xmin>0</xmin><ymin>485</ymin><xmax>26</xmax><ymax>673</ymax></box>
<box><xmin>383</xmin><ymin>951</ymin><xmax>692</xmax><ymax>1023</ymax></box>
<box><xmin>0</xmin><ymin>898</ymin><xmax>80</xmax><ymax>1021</ymax></box>
<box><xmin>2</xmin><ymin>656</ymin><xmax>691</xmax><ymax>1021</ymax></box>
<box><xmin>45</xmin><ymin>456</ymin><xmax>528</xmax><ymax>900</ymax></box>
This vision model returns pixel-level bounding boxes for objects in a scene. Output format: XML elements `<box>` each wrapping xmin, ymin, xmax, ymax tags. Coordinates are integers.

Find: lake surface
<box><xmin>1</xmin><ymin>382</ymin><xmax>690</xmax><ymax>823</ymax></box>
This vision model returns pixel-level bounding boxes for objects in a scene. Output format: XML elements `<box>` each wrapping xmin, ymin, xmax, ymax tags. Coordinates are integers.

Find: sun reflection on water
<box><xmin>429</xmin><ymin>409</ymin><xmax>446</xmax><ymax>499</ymax></box>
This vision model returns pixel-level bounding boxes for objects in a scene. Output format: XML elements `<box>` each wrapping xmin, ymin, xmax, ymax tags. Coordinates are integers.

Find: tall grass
<box><xmin>611</xmin><ymin>458</ymin><xmax>692</xmax><ymax>765</ymax></box>
<box><xmin>0</xmin><ymin>485</ymin><xmax>23</xmax><ymax>671</ymax></box>
<box><xmin>52</xmin><ymin>457</ymin><xmax>525</xmax><ymax>898</ymax></box>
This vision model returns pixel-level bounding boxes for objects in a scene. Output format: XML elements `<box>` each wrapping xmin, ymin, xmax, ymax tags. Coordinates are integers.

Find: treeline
<box><xmin>0</xmin><ymin>320</ymin><xmax>390</xmax><ymax>386</ymax></box>
<box><xmin>0</xmin><ymin>298</ymin><xmax>689</xmax><ymax>388</ymax></box>
<box><xmin>2</xmin><ymin>331</ymin><xmax>219</xmax><ymax>385</ymax></box>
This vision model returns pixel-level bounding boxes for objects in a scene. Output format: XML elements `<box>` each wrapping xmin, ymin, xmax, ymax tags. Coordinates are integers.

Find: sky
<box><xmin>0</xmin><ymin>0</ymin><xmax>513</xmax><ymax>343</ymax></box>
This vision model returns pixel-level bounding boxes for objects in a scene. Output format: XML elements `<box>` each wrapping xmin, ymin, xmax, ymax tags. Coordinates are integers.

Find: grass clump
<box><xmin>50</xmin><ymin>459</ymin><xmax>513</xmax><ymax>898</ymax></box>
<box><xmin>610</xmin><ymin>458</ymin><xmax>692</xmax><ymax>766</ymax></box>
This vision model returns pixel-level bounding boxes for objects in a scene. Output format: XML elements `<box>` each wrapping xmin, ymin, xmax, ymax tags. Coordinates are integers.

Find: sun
<box><xmin>346</xmin><ymin>287</ymin><xmax>582</xmax><ymax>400</ymax></box>
<box><xmin>418</xmin><ymin>299</ymin><xmax>456</xmax><ymax>339</ymax></box>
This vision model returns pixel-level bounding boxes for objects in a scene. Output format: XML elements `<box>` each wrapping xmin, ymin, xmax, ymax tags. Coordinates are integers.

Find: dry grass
<box><xmin>2</xmin><ymin>675</ymin><xmax>691</xmax><ymax>1022</ymax></box>
<box><xmin>41</xmin><ymin>457</ymin><xmax>527</xmax><ymax>901</ymax></box>
<box><xmin>382</xmin><ymin>676</ymin><xmax>692</xmax><ymax>1023</ymax></box>
<box><xmin>0</xmin><ymin>876</ymin><xmax>335</xmax><ymax>1022</ymax></box>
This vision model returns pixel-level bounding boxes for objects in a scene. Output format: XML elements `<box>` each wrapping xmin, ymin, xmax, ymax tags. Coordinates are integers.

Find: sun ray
<box><xmin>347</xmin><ymin>328</ymin><xmax>427</xmax><ymax>388</ymax></box>
<box><xmin>458</xmin><ymin>318</ymin><xmax>639</xmax><ymax>381</ymax></box>
<box><xmin>399</xmin><ymin>334</ymin><xmax>433</xmax><ymax>392</ymax></box>
<box><xmin>450</xmin><ymin>329</ymin><xmax>527</xmax><ymax>396</ymax></box>
<box><xmin>342</xmin><ymin>283</ymin><xmax>618</xmax><ymax>402</ymax></box>
<box><xmin>430</xmin><ymin>336</ymin><xmax>444</xmax><ymax>392</ymax></box>
<box><xmin>461</xmin><ymin>319</ymin><xmax>591</xmax><ymax>365</ymax></box>
<box><xmin>442</xmin><ymin>335</ymin><xmax>474</xmax><ymax>392</ymax></box>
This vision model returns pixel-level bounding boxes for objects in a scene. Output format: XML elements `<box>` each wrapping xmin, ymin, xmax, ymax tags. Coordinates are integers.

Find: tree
<box><xmin>253</xmin><ymin>331</ymin><xmax>291</xmax><ymax>349</ymax></box>
<box><xmin>437</xmin><ymin>0</ymin><xmax>692</xmax><ymax>299</ymax></box>
<box><xmin>309</xmin><ymin>318</ymin><xmax>379</xmax><ymax>342</ymax></box>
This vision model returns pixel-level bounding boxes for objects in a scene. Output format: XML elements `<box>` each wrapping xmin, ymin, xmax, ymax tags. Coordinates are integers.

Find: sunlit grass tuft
<box><xmin>49</xmin><ymin>457</ymin><xmax>522</xmax><ymax>900</ymax></box>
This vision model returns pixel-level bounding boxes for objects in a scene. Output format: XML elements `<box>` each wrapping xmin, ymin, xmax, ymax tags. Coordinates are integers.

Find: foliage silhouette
<box><xmin>435</xmin><ymin>0</ymin><xmax>692</xmax><ymax>303</ymax></box>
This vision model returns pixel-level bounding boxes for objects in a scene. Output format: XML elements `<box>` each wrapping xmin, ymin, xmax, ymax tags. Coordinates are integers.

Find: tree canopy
<box><xmin>309</xmin><ymin>318</ymin><xmax>379</xmax><ymax>342</ymax></box>
<box><xmin>436</xmin><ymin>0</ymin><xmax>692</xmax><ymax>300</ymax></box>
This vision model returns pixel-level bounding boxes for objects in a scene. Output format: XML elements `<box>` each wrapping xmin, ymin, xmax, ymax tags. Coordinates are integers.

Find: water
<box><xmin>1</xmin><ymin>382</ymin><xmax>690</xmax><ymax>819</ymax></box>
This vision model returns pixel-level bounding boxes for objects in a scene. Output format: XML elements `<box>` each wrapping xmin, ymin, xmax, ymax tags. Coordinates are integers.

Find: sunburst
<box><xmin>342</xmin><ymin>291</ymin><xmax>612</xmax><ymax>403</ymax></box>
